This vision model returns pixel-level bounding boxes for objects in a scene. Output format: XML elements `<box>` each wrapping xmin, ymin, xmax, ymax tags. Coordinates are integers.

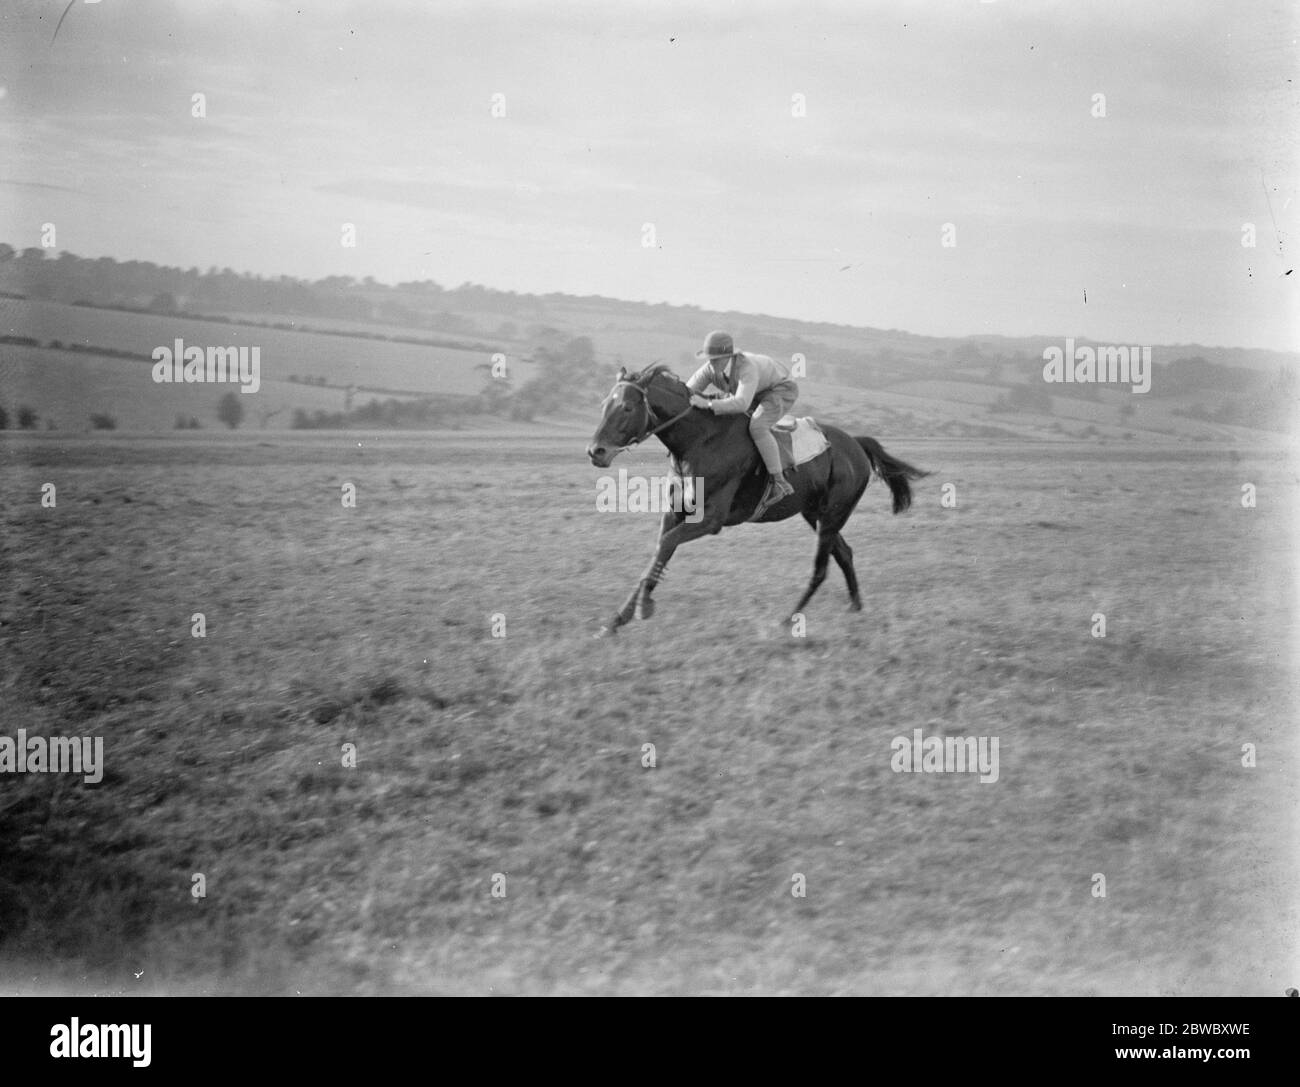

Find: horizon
<box><xmin>2</xmin><ymin>0</ymin><xmax>1297</xmax><ymax>353</ymax></box>
<box><xmin>9</xmin><ymin>242</ymin><xmax>1297</xmax><ymax>361</ymax></box>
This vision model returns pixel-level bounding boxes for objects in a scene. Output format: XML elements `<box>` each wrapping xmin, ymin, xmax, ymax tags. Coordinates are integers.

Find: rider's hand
<box><xmin>689</xmin><ymin>394</ymin><xmax>712</xmax><ymax>410</ymax></box>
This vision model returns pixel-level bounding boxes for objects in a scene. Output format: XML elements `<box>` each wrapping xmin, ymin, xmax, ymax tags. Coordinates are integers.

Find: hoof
<box><xmin>848</xmin><ymin>600</ymin><xmax>863</xmax><ymax>612</ymax></box>
<box><xmin>595</xmin><ymin>624</ymin><xmax>618</xmax><ymax>639</ymax></box>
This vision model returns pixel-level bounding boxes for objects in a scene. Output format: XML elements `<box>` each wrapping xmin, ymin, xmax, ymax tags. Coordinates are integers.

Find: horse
<box><xmin>586</xmin><ymin>363</ymin><xmax>929</xmax><ymax>635</ymax></box>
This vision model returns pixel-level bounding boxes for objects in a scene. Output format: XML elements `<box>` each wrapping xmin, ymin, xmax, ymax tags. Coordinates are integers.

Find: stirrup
<box><xmin>750</xmin><ymin>477</ymin><xmax>791</xmax><ymax>520</ymax></box>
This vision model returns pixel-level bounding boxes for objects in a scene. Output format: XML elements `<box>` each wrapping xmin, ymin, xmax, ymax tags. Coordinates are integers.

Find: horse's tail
<box><xmin>856</xmin><ymin>436</ymin><xmax>930</xmax><ymax>514</ymax></box>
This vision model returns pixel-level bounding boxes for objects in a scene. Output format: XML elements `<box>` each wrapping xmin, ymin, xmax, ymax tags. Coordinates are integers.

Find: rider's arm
<box><xmin>685</xmin><ymin>361</ymin><xmax>719</xmax><ymax>394</ymax></box>
<box><xmin>706</xmin><ymin>356</ymin><xmax>759</xmax><ymax>415</ymax></box>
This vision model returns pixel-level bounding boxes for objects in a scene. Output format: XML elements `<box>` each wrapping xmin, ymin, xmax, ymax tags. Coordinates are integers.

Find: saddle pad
<box><xmin>770</xmin><ymin>415</ymin><xmax>830</xmax><ymax>471</ymax></box>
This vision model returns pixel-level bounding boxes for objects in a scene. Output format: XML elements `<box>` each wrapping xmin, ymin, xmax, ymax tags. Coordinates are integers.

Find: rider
<box><xmin>687</xmin><ymin>330</ymin><xmax>798</xmax><ymax>516</ymax></box>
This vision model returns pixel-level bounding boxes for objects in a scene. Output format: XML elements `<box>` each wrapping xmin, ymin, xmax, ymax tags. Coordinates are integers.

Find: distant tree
<box><xmin>89</xmin><ymin>412</ymin><xmax>117</xmax><ymax>430</ymax></box>
<box><xmin>0</xmin><ymin>243</ymin><xmax>14</xmax><ymax>263</ymax></box>
<box><xmin>0</xmin><ymin>404</ymin><xmax>7</xmax><ymax>428</ymax></box>
<box><xmin>148</xmin><ymin>291</ymin><xmax>178</xmax><ymax>314</ymax></box>
<box><xmin>1269</xmin><ymin>366</ymin><xmax>1296</xmax><ymax>398</ymax></box>
<box><xmin>1212</xmin><ymin>401</ymin><xmax>1242</xmax><ymax>425</ymax></box>
<box><xmin>1160</xmin><ymin>356</ymin><xmax>1217</xmax><ymax>397</ymax></box>
<box><xmin>474</xmin><ymin>358</ymin><xmax>513</xmax><ymax>416</ymax></box>
<box><xmin>1007</xmin><ymin>384</ymin><xmax>1052</xmax><ymax>413</ymax></box>
<box><xmin>480</xmin><ymin>379</ymin><xmax>513</xmax><ymax>416</ymax></box>
<box><xmin>989</xmin><ymin>382</ymin><xmax>1054</xmax><ymax>415</ymax></box>
<box><xmin>353</xmin><ymin>399</ymin><xmax>382</xmax><ymax>424</ymax></box>
<box><xmin>217</xmin><ymin>392</ymin><xmax>244</xmax><ymax>429</ymax></box>
<box><xmin>511</xmin><ymin>334</ymin><xmax>603</xmax><ymax>419</ymax></box>
<box><xmin>17</xmin><ymin>405</ymin><xmax>37</xmax><ymax>429</ymax></box>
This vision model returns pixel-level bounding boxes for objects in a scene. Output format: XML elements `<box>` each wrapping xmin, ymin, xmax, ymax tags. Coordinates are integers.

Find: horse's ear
<box><xmin>616</xmin><ymin>366</ymin><xmax>628</xmax><ymax>381</ymax></box>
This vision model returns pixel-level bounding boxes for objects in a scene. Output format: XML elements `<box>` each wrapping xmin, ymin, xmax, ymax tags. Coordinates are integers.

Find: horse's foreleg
<box><xmin>635</xmin><ymin>513</ymin><xmax>727</xmax><ymax>619</ymax></box>
<box><xmin>633</xmin><ymin>553</ymin><xmax>668</xmax><ymax>619</ymax></box>
<box><xmin>601</xmin><ymin>479</ymin><xmax>736</xmax><ymax>633</ymax></box>
<box><xmin>599</xmin><ymin>510</ymin><xmax>680</xmax><ymax>633</ymax></box>
<box><xmin>600</xmin><ymin>563</ymin><xmax>670</xmax><ymax>635</ymax></box>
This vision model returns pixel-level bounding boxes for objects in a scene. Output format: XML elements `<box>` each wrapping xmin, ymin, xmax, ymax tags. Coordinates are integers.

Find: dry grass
<box><xmin>0</xmin><ymin>431</ymin><xmax>1295</xmax><ymax>994</ymax></box>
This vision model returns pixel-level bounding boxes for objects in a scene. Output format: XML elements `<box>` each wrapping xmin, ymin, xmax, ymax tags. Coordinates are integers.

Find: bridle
<box><xmin>604</xmin><ymin>375</ymin><xmax>695</xmax><ymax>452</ymax></box>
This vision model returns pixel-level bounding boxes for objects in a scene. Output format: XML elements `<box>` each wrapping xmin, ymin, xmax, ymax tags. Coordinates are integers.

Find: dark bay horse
<box><xmin>586</xmin><ymin>363</ymin><xmax>929</xmax><ymax>634</ymax></box>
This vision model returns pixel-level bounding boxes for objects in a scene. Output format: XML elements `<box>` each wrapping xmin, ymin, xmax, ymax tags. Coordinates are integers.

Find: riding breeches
<box><xmin>748</xmin><ymin>379</ymin><xmax>798</xmax><ymax>475</ymax></box>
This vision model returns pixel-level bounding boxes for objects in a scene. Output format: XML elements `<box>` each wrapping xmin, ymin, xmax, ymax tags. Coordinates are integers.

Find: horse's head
<box><xmin>586</xmin><ymin>363</ymin><xmax>687</xmax><ymax>467</ymax></box>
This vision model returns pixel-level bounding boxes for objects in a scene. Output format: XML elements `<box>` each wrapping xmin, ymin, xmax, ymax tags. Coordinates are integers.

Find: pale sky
<box><xmin>2</xmin><ymin>0</ymin><xmax>1297</xmax><ymax>350</ymax></box>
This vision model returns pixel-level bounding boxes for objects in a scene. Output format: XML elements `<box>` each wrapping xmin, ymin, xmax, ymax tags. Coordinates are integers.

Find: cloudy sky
<box><xmin>2</xmin><ymin>0</ymin><xmax>1296</xmax><ymax>350</ymax></box>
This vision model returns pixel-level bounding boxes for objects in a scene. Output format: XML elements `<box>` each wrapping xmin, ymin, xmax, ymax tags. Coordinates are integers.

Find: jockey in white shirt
<box><xmin>687</xmin><ymin>330</ymin><xmax>799</xmax><ymax>516</ymax></box>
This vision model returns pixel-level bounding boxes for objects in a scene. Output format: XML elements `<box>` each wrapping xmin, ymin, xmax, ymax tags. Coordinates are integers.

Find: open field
<box><xmin>0</xmin><ymin>431</ymin><xmax>1297</xmax><ymax>995</ymax></box>
<box><xmin>1</xmin><ymin>299</ymin><xmax>536</xmax><ymax>402</ymax></box>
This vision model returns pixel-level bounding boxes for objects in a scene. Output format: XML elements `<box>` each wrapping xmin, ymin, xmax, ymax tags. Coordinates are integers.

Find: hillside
<box><xmin>0</xmin><ymin>246</ymin><xmax>1296</xmax><ymax>441</ymax></box>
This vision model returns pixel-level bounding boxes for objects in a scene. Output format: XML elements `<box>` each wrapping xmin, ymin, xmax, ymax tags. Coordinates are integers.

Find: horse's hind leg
<box><xmin>788</xmin><ymin>530</ymin><xmax>835</xmax><ymax>622</ymax></box>
<box><xmin>829</xmin><ymin>533</ymin><xmax>862</xmax><ymax>610</ymax></box>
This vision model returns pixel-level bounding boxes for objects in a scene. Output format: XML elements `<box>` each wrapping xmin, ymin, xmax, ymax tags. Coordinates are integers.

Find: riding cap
<box><xmin>696</xmin><ymin>330</ymin><xmax>736</xmax><ymax>361</ymax></box>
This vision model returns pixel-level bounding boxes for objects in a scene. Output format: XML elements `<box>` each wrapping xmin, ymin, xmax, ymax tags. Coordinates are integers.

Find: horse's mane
<box><xmin>629</xmin><ymin>362</ymin><xmax>686</xmax><ymax>395</ymax></box>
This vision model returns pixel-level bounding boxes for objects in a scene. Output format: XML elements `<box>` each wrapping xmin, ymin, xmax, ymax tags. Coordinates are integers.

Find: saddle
<box><xmin>769</xmin><ymin>415</ymin><xmax>830</xmax><ymax>473</ymax></box>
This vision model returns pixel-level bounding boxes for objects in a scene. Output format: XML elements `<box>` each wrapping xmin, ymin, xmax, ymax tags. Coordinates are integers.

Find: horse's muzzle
<box><xmin>587</xmin><ymin>443</ymin><xmax>613</xmax><ymax>468</ymax></box>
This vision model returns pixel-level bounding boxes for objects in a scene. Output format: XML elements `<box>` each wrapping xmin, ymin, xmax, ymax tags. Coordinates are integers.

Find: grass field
<box><xmin>0</xmin><ymin>430</ymin><xmax>1296</xmax><ymax>995</ymax></box>
<box><xmin>2</xmin><ymin>299</ymin><xmax>1279</xmax><ymax>449</ymax></box>
<box><xmin>1</xmin><ymin>299</ymin><xmax>536</xmax><ymax>403</ymax></box>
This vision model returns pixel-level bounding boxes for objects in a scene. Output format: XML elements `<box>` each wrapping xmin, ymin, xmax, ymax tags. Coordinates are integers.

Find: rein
<box><xmin>611</xmin><ymin>378</ymin><xmax>695</xmax><ymax>450</ymax></box>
